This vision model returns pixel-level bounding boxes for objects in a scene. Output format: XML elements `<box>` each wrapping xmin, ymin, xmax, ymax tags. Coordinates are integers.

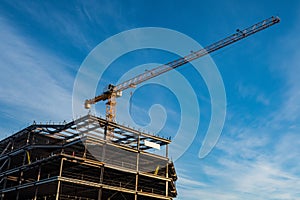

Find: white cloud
<box><xmin>177</xmin><ymin>70</ymin><xmax>300</xmax><ymax>199</ymax></box>
<box><xmin>0</xmin><ymin>17</ymin><xmax>74</xmax><ymax>130</ymax></box>
<box><xmin>236</xmin><ymin>82</ymin><xmax>270</xmax><ymax>106</ymax></box>
<box><xmin>187</xmin><ymin>117</ymin><xmax>300</xmax><ymax>199</ymax></box>
<box><xmin>3</xmin><ymin>1</ymin><xmax>134</xmax><ymax>52</ymax></box>
<box><xmin>178</xmin><ymin>173</ymin><xmax>207</xmax><ymax>189</ymax></box>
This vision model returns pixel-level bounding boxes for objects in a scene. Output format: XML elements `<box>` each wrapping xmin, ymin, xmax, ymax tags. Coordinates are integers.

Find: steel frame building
<box><xmin>0</xmin><ymin>114</ymin><xmax>177</xmax><ymax>200</ymax></box>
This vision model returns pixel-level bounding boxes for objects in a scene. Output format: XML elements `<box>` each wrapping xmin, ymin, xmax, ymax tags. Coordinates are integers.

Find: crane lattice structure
<box><xmin>85</xmin><ymin>16</ymin><xmax>280</xmax><ymax>122</ymax></box>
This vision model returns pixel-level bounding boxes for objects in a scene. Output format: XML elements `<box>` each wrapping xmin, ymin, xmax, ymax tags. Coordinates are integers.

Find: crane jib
<box><xmin>85</xmin><ymin>16</ymin><xmax>280</xmax><ymax>110</ymax></box>
<box><xmin>114</xmin><ymin>16</ymin><xmax>280</xmax><ymax>93</ymax></box>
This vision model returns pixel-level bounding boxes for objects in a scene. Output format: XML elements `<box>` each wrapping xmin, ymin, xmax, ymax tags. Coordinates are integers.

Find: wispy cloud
<box><xmin>180</xmin><ymin>81</ymin><xmax>300</xmax><ymax>199</ymax></box>
<box><xmin>2</xmin><ymin>1</ymin><xmax>135</xmax><ymax>52</ymax></box>
<box><xmin>188</xmin><ymin>98</ymin><xmax>300</xmax><ymax>199</ymax></box>
<box><xmin>180</xmin><ymin>124</ymin><xmax>300</xmax><ymax>199</ymax></box>
<box><xmin>176</xmin><ymin>169</ymin><xmax>240</xmax><ymax>200</ymax></box>
<box><xmin>0</xmin><ymin>17</ymin><xmax>74</xmax><ymax>131</ymax></box>
<box><xmin>6</xmin><ymin>1</ymin><xmax>93</xmax><ymax>51</ymax></box>
<box><xmin>236</xmin><ymin>82</ymin><xmax>270</xmax><ymax>106</ymax></box>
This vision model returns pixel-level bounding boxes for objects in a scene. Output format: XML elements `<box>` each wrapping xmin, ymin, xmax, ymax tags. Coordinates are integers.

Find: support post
<box><xmin>165</xmin><ymin>144</ymin><xmax>169</xmax><ymax>197</ymax></box>
<box><xmin>55</xmin><ymin>158</ymin><xmax>64</xmax><ymax>200</ymax></box>
<box><xmin>98</xmin><ymin>165</ymin><xmax>104</xmax><ymax>200</ymax></box>
<box><xmin>16</xmin><ymin>149</ymin><xmax>28</xmax><ymax>200</ymax></box>
<box><xmin>135</xmin><ymin>133</ymin><xmax>141</xmax><ymax>200</ymax></box>
<box><xmin>1</xmin><ymin>157</ymin><xmax>11</xmax><ymax>200</ymax></box>
<box><xmin>34</xmin><ymin>165</ymin><xmax>41</xmax><ymax>200</ymax></box>
<box><xmin>98</xmin><ymin>127</ymin><xmax>107</xmax><ymax>200</ymax></box>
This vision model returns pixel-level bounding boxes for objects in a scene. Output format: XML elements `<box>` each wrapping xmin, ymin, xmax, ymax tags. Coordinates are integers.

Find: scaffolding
<box><xmin>0</xmin><ymin>114</ymin><xmax>177</xmax><ymax>200</ymax></box>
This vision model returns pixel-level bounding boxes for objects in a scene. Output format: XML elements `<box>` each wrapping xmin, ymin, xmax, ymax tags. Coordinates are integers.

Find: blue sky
<box><xmin>1</xmin><ymin>0</ymin><xmax>300</xmax><ymax>199</ymax></box>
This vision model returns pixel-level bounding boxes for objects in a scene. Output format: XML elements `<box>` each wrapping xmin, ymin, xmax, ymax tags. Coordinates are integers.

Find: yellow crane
<box><xmin>85</xmin><ymin>16</ymin><xmax>280</xmax><ymax>123</ymax></box>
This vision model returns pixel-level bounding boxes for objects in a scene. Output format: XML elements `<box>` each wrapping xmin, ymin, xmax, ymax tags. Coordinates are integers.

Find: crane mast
<box><xmin>85</xmin><ymin>16</ymin><xmax>280</xmax><ymax>122</ymax></box>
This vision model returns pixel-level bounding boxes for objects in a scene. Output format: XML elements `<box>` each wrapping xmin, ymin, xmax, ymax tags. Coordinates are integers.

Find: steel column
<box><xmin>55</xmin><ymin>158</ymin><xmax>64</xmax><ymax>200</ymax></box>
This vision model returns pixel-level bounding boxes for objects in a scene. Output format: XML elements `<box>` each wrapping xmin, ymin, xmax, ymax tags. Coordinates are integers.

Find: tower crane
<box><xmin>85</xmin><ymin>16</ymin><xmax>280</xmax><ymax>123</ymax></box>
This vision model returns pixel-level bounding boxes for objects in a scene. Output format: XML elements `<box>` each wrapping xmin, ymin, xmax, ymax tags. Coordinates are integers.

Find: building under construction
<box><xmin>0</xmin><ymin>15</ymin><xmax>281</xmax><ymax>200</ymax></box>
<box><xmin>0</xmin><ymin>114</ymin><xmax>177</xmax><ymax>200</ymax></box>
